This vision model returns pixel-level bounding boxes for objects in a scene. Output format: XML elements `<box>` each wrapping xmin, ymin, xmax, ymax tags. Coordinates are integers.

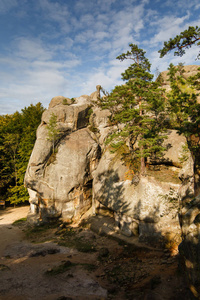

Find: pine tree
<box><xmin>159</xmin><ymin>26</ymin><xmax>200</xmax><ymax>59</ymax></box>
<box><xmin>99</xmin><ymin>44</ymin><xmax>166</xmax><ymax>175</ymax></box>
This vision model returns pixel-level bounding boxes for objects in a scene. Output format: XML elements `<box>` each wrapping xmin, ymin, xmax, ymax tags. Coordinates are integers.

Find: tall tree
<box><xmin>99</xmin><ymin>44</ymin><xmax>166</xmax><ymax>175</ymax></box>
<box><xmin>159</xmin><ymin>27</ymin><xmax>200</xmax><ymax>192</ymax></box>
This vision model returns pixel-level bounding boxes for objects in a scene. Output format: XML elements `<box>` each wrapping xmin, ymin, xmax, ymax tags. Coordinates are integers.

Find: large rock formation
<box><xmin>25</xmin><ymin>86</ymin><xmax>191</xmax><ymax>246</ymax></box>
<box><xmin>25</xmin><ymin>93</ymin><xmax>100</xmax><ymax>223</ymax></box>
<box><xmin>92</xmin><ymin>130</ymin><xmax>192</xmax><ymax>242</ymax></box>
<box><xmin>24</xmin><ymin>67</ymin><xmax>200</xmax><ymax>297</ymax></box>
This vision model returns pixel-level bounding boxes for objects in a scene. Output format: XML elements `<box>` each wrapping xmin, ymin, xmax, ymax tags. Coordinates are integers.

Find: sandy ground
<box><xmin>0</xmin><ymin>206</ymin><xmax>193</xmax><ymax>300</ymax></box>
<box><xmin>0</xmin><ymin>206</ymin><xmax>30</xmax><ymax>257</ymax></box>
<box><xmin>0</xmin><ymin>206</ymin><xmax>107</xmax><ymax>300</ymax></box>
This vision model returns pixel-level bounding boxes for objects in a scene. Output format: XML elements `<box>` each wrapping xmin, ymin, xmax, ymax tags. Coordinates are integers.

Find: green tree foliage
<box><xmin>0</xmin><ymin>103</ymin><xmax>45</xmax><ymax>205</ymax></box>
<box><xmin>166</xmin><ymin>63</ymin><xmax>200</xmax><ymax>162</ymax></box>
<box><xmin>159</xmin><ymin>26</ymin><xmax>200</xmax><ymax>58</ymax></box>
<box><xmin>159</xmin><ymin>25</ymin><xmax>200</xmax><ymax>177</ymax></box>
<box><xmin>99</xmin><ymin>44</ymin><xmax>167</xmax><ymax>175</ymax></box>
<box><xmin>46</xmin><ymin>112</ymin><xmax>60</xmax><ymax>154</ymax></box>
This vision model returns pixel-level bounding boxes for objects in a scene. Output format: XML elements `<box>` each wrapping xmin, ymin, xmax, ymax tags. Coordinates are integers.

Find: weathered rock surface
<box><xmin>160</xmin><ymin>66</ymin><xmax>200</xmax><ymax>298</ymax></box>
<box><xmin>161</xmin><ymin>65</ymin><xmax>200</xmax><ymax>298</ymax></box>
<box><xmin>92</xmin><ymin>132</ymin><xmax>190</xmax><ymax>241</ymax></box>
<box><xmin>161</xmin><ymin>65</ymin><xmax>200</xmax><ymax>103</ymax></box>
<box><xmin>25</xmin><ymin>93</ymin><xmax>100</xmax><ymax>223</ymax></box>
<box><xmin>25</xmin><ymin>86</ymin><xmax>191</xmax><ymax>244</ymax></box>
<box><xmin>24</xmin><ymin>66</ymin><xmax>200</xmax><ymax>298</ymax></box>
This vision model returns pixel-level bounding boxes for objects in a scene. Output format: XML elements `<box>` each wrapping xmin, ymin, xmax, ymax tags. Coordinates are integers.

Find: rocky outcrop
<box><xmin>160</xmin><ymin>65</ymin><xmax>200</xmax><ymax>298</ymax></box>
<box><xmin>25</xmin><ymin>92</ymin><xmax>100</xmax><ymax>223</ymax></box>
<box><xmin>161</xmin><ymin>65</ymin><xmax>200</xmax><ymax>103</ymax></box>
<box><xmin>177</xmin><ymin>147</ymin><xmax>200</xmax><ymax>297</ymax></box>
<box><xmin>24</xmin><ymin>67</ymin><xmax>200</xmax><ymax>297</ymax></box>
<box><xmin>25</xmin><ymin>86</ymin><xmax>192</xmax><ymax>246</ymax></box>
<box><xmin>92</xmin><ymin>131</ymin><xmax>191</xmax><ymax>242</ymax></box>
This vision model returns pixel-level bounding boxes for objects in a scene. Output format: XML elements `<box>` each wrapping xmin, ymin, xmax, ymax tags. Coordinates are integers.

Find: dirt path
<box><xmin>0</xmin><ymin>206</ymin><xmax>29</xmax><ymax>257</ymax></box>
<box><xmin>0</xmin><ymin>206</ymin><xmax>107</xmax><ymax>300</ymax></box>
<box><xmin>0</xmin><ymin>207</ymin><xmax>192</xmax><ymax>300</ymax></box>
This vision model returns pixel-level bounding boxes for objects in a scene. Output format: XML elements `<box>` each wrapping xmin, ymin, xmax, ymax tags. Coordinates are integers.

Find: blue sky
<box><xmin>0</xmin><ymin>0</ymin><xmax>200</xmax><ymax>115</ymax></box>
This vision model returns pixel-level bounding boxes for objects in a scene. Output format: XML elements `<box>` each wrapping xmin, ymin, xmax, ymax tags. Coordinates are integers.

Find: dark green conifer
<box><xmin>99</xmin><ymin>44</ymin><xmax>167</xmax><ymax>175</ymax></box>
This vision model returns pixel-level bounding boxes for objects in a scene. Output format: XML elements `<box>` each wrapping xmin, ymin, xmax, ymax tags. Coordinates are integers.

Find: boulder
<box><xmin>25</xmin><ymin>128</ymin><xmax>100</xmax><ymax>222</ymax></box>
<box><xmin>25</xmin><ymin>94</ymin><xmax>101</xmax><ymax>223</ymax></box>
<box><xmin>42</xmin><ymin>101</ymin><xmax>90</xmax><ymax>132</ymax></box>
<box><xmin>48</xmin><ymin>96</ymin><xmax>73</xmax><ymax>108</ymax></box>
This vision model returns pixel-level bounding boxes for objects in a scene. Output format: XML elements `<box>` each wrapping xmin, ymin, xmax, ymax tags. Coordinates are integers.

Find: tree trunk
<box><xmin>139</xmin><ymin>97</ymin><xmax>146</xmax><ymax>175</ymax></box>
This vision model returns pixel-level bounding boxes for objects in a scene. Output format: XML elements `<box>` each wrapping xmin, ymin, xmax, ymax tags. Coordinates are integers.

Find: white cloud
<box><xmin>0</xmin><ymin>0</ymin><xmax>18</xmax><ymax>14</ymax></box>
<box><xmin>0</xmin><ymin>34</ymin><xmax>82</xmax><ymax>114</ymax></box>
<box><xmin>148</xmin><ymin>14</ymin><xmax>190</xmax><ymax>46</ymax></box>
<box><xmin>149</xmin><ymin>44</ymin><xmax>200</xmax><ymax>76</ymax></box>
<box><xmin>164</xmin><ymin>0</ymin><xmax>200</xmax><ymax>10</ymax></box>
<box><xmin>0</xmin><ymin>0</ymin><xmax>200</xmax><ymax>115</ymax></box>
<box><xmin>13</xmin><ymin>37</ymin><xmax>53</xmax><ymax>60</ymax></box>
<box><xmin>38</xmin><ymin>0</ymin><xmax>71</xmax><ymax>33</ymax></box>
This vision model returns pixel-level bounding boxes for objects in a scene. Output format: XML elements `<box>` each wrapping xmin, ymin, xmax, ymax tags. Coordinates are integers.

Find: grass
<box><xmin>24</xmin><ymin>221</ymin><xmax>60</xmax><ymax>242</ymax></box>
<box><xmin>146</xmin><ymin>166</ymin><xmax>181</xmax><ymax>184</ymax></box>
<box><xmin>45</xmin><ymin>261</ymin><xmax>97</xmax><ymax>276</ymax></box>
<box><xmin>80</xmin><ymin>263</ymin><xmax>97</xmax><ymax>272</ymax></box>
<box><xmin>58</xmin><ymin>238</ymin><xmax>96</xmax><ymax>253</ymax></box>
<box><xmin>45</xmin><ymin>260</ymin><xmax>74</xmax><ymax>276</ymax></box>
<box><xmin>105</xmin><ymin>263</ymin><xmax>135</xmax><ymax>286</ymax></box>
<box><xmin>0</xmin><ymin>264</ymin><xmax>10</xmax><ymax>271</ymax></box>
<box><xmin>12</xmin><ymin>217</ymin><xmax>27</xmax><ymax>225</ymax></box>
<box><xmin>56</xmin><ymin>226</ymin><xmax>97</xmax><ymax>253</ymax></box>
<box><xmin>23</xmin><ymin>221</ymin><xmax>97</xmax><ymax>252</ymax></box>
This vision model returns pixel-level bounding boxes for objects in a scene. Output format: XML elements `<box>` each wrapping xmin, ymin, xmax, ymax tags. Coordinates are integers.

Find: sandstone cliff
<box><xmin>25</xmin><ymin>66</ymin><xmax>200</xmax><ymax>297</ymax></box>
<box><xmin>24</xmin><ymin>87</ymin><xmax>192</xmax><ymax>245</ymax></box>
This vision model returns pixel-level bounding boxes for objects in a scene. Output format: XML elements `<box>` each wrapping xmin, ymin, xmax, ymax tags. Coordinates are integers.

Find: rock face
<box><xmin>24</xmin><ymin>66</ymin><xmax>200</xmax><ymax>297</ymax></box>
<box><xmin>178</xmin><ymin>148</ymin><xmax>200</xmax><ymax>297</ymax></box>
<box><xmin>92</xmin><ymin>132</ymin><xmax>191</xmax><ymax>241</ymax></box>
<box><xmin>161</xmin><ymin>65</ymin><xmax>200</xmax><ymax>103</ymax></box>
<box><xmin>25</xmin><ymin>92</ymin><xmax>100</xmax><ymax>223</ymax></box>
<box><xmin>161</xmin><ymin>65</ymin><xmax>200</xmax><ymax>297</ymax></box>
<box><xmin>25</xmin><ymin>86</ymin><xmax>191</xmax><ymax>246</ymax></box>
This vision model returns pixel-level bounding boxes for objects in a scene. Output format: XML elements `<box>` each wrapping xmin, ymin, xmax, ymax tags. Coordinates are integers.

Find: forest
<box><xmin>0</xmin><ymin>103</ymin><xmax>45</xmax><ymax>205</ymax></box>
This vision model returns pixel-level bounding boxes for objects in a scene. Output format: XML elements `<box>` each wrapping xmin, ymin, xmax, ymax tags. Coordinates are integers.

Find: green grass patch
<box><xmin>45</xmin><ymin>261</ymin><xmax>97</xmax><ymax>276</ymax></box>
<box><xmin>24</xmin><ymin>221</ymin><xmax>60</xmax><ymax>242</ymax></box>
<box><xmin>58</xmin><ymin>238</ymin><xmax>96</xmax><ymax>253</ymax></box>
<box><xmin>56</xmin><ymin>226</ymin><xmax>96</xmax><ymax>253</ymax></box>
<box><xmin>45</xmin><ymin>260</ymin><xmax>75</xmax><ymax>276</ymax></box>
<box><xmin>0</xmin><ymin>264</ymin><xmax>10</xmax><ymax>271</ymax></box>
<box><xmin>80</xmin><ymin>263</ymin><xmax>97</xmax><ymax>272</ymax></box>
<box><xmin>12</xmin><ymin>217</ymin><xmax>27</xmax><ymax>225</ymax></box>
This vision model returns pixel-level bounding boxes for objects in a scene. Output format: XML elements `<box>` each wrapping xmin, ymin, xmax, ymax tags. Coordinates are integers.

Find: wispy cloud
<box><xmin>147</xmin><ymin>14</ymin><xmax>190</xmax><ymax>46</ymax></box>
<box><xmin>0</xmin><ymin>0</ymin><xmax>199</xmax><ymax>114</ymax></box>
<box><xmin>0</xmin><ymin>0</ymin><xmax>18</xmax><ymax>14</ymax></box>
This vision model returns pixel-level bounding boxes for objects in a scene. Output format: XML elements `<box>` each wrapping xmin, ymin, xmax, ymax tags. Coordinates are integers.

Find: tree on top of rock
<box><xmin>99</xmin><ymin>44</ymin><xmax>167</xmax><ymax>175</ymax></box>
<box><xmin>159</xmin><ymin>26</ymin><xmax>200</xmax><ymax>189</ymax></box>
